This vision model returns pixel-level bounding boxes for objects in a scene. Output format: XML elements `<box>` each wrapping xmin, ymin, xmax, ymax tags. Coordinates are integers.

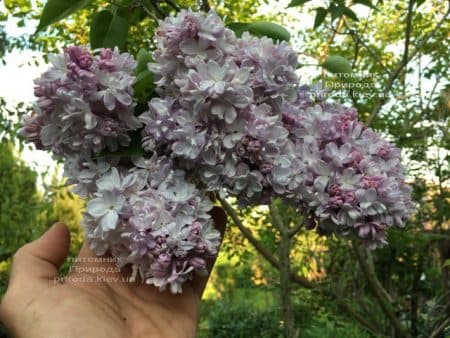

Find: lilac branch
<box><xmin>218</xmin><ymin>197</ymin><xmax>315</xmax><ymax>289</ymax></box>
<box><xmin>352</xmin><ymin>242</ymin><xmax>411</xmax><ymax>338</ymax></box>
<box><xmin>332</xmin><ymin>292</ymin><xmax>382</xmax><ymax>336</ymax></box>
<box><xmin>270</xmin><ymin>202</ymin><xmax>297</xmax><ymax>338</ymax></box>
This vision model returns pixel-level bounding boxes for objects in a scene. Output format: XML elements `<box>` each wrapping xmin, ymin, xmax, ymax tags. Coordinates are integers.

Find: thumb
<box><xmin>10</xmin><ymin>222</ymin><xmax>71</xmax><ymax>284</ymax></box>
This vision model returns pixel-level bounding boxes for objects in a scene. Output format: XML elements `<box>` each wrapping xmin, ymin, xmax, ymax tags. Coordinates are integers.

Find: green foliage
<box><xmin>199</xmin><ymin>300</ymin><xmax>285</xmax><ymax>338</ymax></box>
<box><xmin>303</xmin><ymin>316</ymin><xmax>372</xmax><ymax>338</ymax></box>
<box><xmin>90</xmin><ymin>10</ymin><xmax>129</xmax><ymax>49</ymax></box>
<box><xmin>228</xmin><ymin>21</ymin><xmax>290</xmax><ymax>41</ymax></box>
<box><xmin>313</xmin><ymin>7</ymin><xmax>327</xmax><ymax>29</ymax></box>
<box><xmin>288</xmin><ymin>0</ymin><xmax>310</xmax><ymax>8</ymax></box>
<box><xmin>1</xmin><ymin>0</ymin><xmax>450</xmax><ymax>337</ymax></box>
<box><xmin>134</xmin><ymin>49</ymin><xmax>156</xmax><ymax>103</ymax></box>
<box><xmin>36</xmin><ymin>0</ymin><xmax>91</xmax><ymax>32</ymax></box>
<box><xmin>321</xmin><ymin>55</ymin><xmax>353</xmax><ymax>74</ymax></box>
<box><xmin>0</xmin><ymin>142</ymin><xmax>47</xmax><ymax>259</ymax></box>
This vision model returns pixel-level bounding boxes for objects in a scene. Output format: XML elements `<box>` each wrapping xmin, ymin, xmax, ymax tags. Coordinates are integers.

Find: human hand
<box><xmin>0</xmin><ymin>207</ymin><xmax>226</xmax><ymax>338</ymax></box>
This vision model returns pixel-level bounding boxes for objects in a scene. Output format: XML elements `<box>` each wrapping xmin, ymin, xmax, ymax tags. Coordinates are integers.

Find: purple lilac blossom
<box><xmin>21</xmin><ymin>45</ymin><xmax>222</xmax><ymax>293</ymax></box>
<box><xmin>83</xmin><ymin>155</ymin><xmax>220</xmax><ymax>293</ymax></box>
<box><xmin>20</xmin><ymin>10</ymin><xmax>414</xmax><ymax>294</ymax></box>
<box><xmin>21</xmin><ymin>46</ymin><xmax>140</xmax><ymax>157</ymax></box>
<box><xmin>141</xmin><ymin>10</ymin><xmax>413</xmax><ymax>248</ymax></box>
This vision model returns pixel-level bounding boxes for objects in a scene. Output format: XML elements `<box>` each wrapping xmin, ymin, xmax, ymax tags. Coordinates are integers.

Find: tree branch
<box><xmin>402</xmin><ymin>0</ymin><xmax>414</xmax><ymax>68</ymax></box>
<box><xmin>218</xmin><ymin>197</ymin><xmax>316</xmax><ymax>289</ymax></box>
<box><xmin>366</xmin><ymin>4</ymin><xmax>450</xmax><ymax>126</ymax></box>
<box><xmin>332</xmin><ymin>292</ymin><xmax>383</xmax><ymax>336</ymax></box>
<box><xmin>345</xmin><ymin>23</ymin><xmax>389</xmax><ymax>73</ymax></box>
<box><xmin>270</xmin><ymin>202</ymin><xmax>297</xmax><ymax>338</ymax></box>
<box><xmin>430</xmin><ymin>317</ymin><xmax>450</xmax><ymax>338</ymax></box>
<box><xmin>220</xmin><ymin>198</ymin><xmax>397</xmax><ymax>336</ymax></box>
<box><xmin>352</xmin><ymin>243</ymin><xmax>411</xmax><ymax>337</ymax></box>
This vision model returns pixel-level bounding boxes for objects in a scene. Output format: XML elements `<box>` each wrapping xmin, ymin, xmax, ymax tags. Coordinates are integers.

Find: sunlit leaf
<box><xmin>321</xmin><ymin>55</ymin><xmax>352</xmax><ymax>74</ymax></box>
<box><xmin>314</xmin><ymin>7</ymin><xmax>327</xmax><ymax>29</ymax></box>
<box><xmin>287</xmin><ymin>0</ymin><xmax>310</xmax><ymax>7</ymax></box>
<box><xmin>342</xmin><ymin>7</ymin><xmax>358</xmax><ymax>21</ymax></box>
<box><xmin>36</xmin><ymin>0</ymin><xmax>91</xmax><ymax>33</ymax></box>
<box><xmin>227</xmin><ymin>22</ymin><xmax>290</xmax><ymax>41</ymax></box>
<box><xmin>353</xmin><ymin>0</ymin><xmax>378</xmax><ymax>10</ymax></box>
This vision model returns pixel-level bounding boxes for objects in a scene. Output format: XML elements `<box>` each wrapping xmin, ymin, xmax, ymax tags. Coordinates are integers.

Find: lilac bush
<box><xmin>21</xmin><ymin>10</ymin><xmax>413</xmax><ymax>293</ymax></box>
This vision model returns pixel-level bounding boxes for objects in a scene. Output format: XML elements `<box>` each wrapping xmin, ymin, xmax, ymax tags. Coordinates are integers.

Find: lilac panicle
<box><xmin>141</xmin><ymin>10</ymin><xmax>414</xmax><ymax>249</ymax></box>
<box><xmin>20</xmin><ymin>10</ymin><xmax>414</xmax><ymax>294</ymax></box>
<box><xmin>21</xmin><ymin>46</ymin><xmax>141</xmax><ymax>158</ymax></box>
<box><xmin>83</xmin><ymin>155</ymin><xmax>220</xmax><ymax>293</ymax></box>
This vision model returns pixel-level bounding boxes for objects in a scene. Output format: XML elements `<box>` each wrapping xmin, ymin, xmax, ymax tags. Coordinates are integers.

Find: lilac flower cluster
<box><xmin>82</xmin><ymin>156</ymin><xmax>220</xmax><ymax>294</ymax></box>
<box><xmin>21</xmin><ymin>46</ymin><xmax>222</xmax><ymax>293</ymax></box>
<box><xmin>141</xmin><ymin>9</ymin><xmax>413</xmax><ymax>248</ymax></box>
<box><xmin>21</xmin><ymin>46</ymin><xmax>140</xmax><ymax>157</ymax></box>
<box><xmin>21</xmin><ymin>9</ymin><xmax>413</xmax><ymax>293</ymax></box>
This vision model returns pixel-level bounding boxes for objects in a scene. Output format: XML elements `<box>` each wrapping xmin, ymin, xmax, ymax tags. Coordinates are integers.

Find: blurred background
<box><xmin>0</xmin><ymin>0</ymin><xmax>449</xmax><ymax>337</ymax></box>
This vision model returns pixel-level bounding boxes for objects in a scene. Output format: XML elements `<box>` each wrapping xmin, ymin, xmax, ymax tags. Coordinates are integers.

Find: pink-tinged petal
<box><xmin>121</xmin><ymin>173</ymin><xmax>137</xmax><ymax>190</ymax></box>
<box><xmin>101</xmin><ymin>210</ymin><xmax>118</xmax><ymax>231</ymax></box>
<box><xmin>116</xmin><ymin>92</ymin><xmax>132</xmax><ymax>106</ymax></box>
<box><xmin>104</xmin><ymin>90</ymin><xmax>116</xmax><ymax>111</ymax></box>
<box><xmin>84</xmin><ymin>112</ymin><xmax>97</xmax><ymax>130</ymax></box>
<box><xmin>86</xmin><ymin>198</ymin><xmax>108</xmax><ymax>217</ymax></box>
<box><xmin>97</xmin><ymin>168</ymin><xmax>121</xmax><ymax>191</ymax></box>
<box><xmin>40</xmin><ymin>124</ymin><xmax>59</xmax><ymax>146</ymax></box>
<box><xmin>224</xmin><ymin>105</ymin><xmax>236</xmax><ymax>124</ymax></box>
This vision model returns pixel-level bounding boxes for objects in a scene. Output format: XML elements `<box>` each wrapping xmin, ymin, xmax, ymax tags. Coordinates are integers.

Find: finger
<box><xmin>10</xmin><ymin>222</ymin><xmax>70</xmax><ymax>283</ymax></box>
<box><xmin>77</xmin><ymin>240</ymin><xmax>99</xmax><ymax>260</ymax></box>
<box><xmin>70</xmin><ymin>241</ymin><xmax>116</xmax><ymax>274</ymax></box>
<box><xmin>191</xmin><ymin>206</ymin><xmax>227</xmax><ymax>298</ymax></box>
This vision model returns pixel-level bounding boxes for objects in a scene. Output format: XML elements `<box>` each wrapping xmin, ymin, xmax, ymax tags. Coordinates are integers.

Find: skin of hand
<box><xmin>0</xmin><ymin>207</ymin><xmax>227</xmax><ymax>338</ymax></box>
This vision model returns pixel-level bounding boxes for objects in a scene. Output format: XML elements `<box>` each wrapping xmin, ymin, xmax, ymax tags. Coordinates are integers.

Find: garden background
<box><xmin>0</xmin><ymin>0</ymin><xmax>449</xmax><ymax>337</ymax></box>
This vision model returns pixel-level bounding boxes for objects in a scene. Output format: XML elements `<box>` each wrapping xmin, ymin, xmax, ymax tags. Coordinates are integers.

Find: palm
<box><xmin>12</xmin><ymin>260</ymin><xmax>200</xmax><ymax>338</ymax></box>
<box><xmin>0</xmin><ymin>208</ymin><xmax>226</xmax><ymax>338</ymax></box>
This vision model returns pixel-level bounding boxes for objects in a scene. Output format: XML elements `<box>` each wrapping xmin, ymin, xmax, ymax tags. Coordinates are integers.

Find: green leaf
<box><xmin>353</xmin><ymin>0</ymin><xmax>378</xmax><ymax>10</ymax></box>
<box><xmin>134</xmin><ymin>70</ymin><xmax>155</xmax><ymax>102</ymax></box>
<box><xmin>90</xmin><ymin>10</ymin><xmax>129</xmax><ymax>49</ymax></box>
<box><xmin>321</xmin><ymin>55</ymin><xmax>353</xmax><ymax>74</ymax></box>
<box><xmin>227</xmin><ymin>22</ymin><xmax>249</xmax><ymax>37</ymax></box>
<box><xmin>342</xmin><ymin>7</ymin><xmax>359</xmax><ymax>21</ymax></box>
<box><xmin>135</xmin><ymin>48</ymin><xmax>153</xmax><ymax>74</ymax></box>
<box><xmin>444</xmin><ymin>259</ymin><xmax>450</xmax><ymax>268</ymax></box>
<box><xmin>227</xmin><ymin>22</ymin><xmax>290</xmax><ymax>42</ymax></box>
<box><xmin>36</xmin><ymin>0</ymin><xmax>91</xmax><ymax>33</ymax></box>
<box><xmin>314</xmin><ymin>7</ymin><xmax>327</xmax><ymax>29</ymax></box>
<box><xmin>247</xmin><ymin>22</ymin><xmax>290</xmax><ymax>41</ymax></box>
<box><xmin>95</xmin><ymin>130</ymin><xmax>147</xmax><ymax>159</ymax></box>
<box><xmin>288</xmin><ymin>0</ymin><xmax>310</xmax><ymax>7</ymax></box>
<box><xmin>329</xmin><ymin>4</ymin><xmax>344</xmax><ymax>21</ymax></box>
<box><xmin>134</xmin><ymin>49</ymin><xmax>155</xmax><ymax>102</ymax></box>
